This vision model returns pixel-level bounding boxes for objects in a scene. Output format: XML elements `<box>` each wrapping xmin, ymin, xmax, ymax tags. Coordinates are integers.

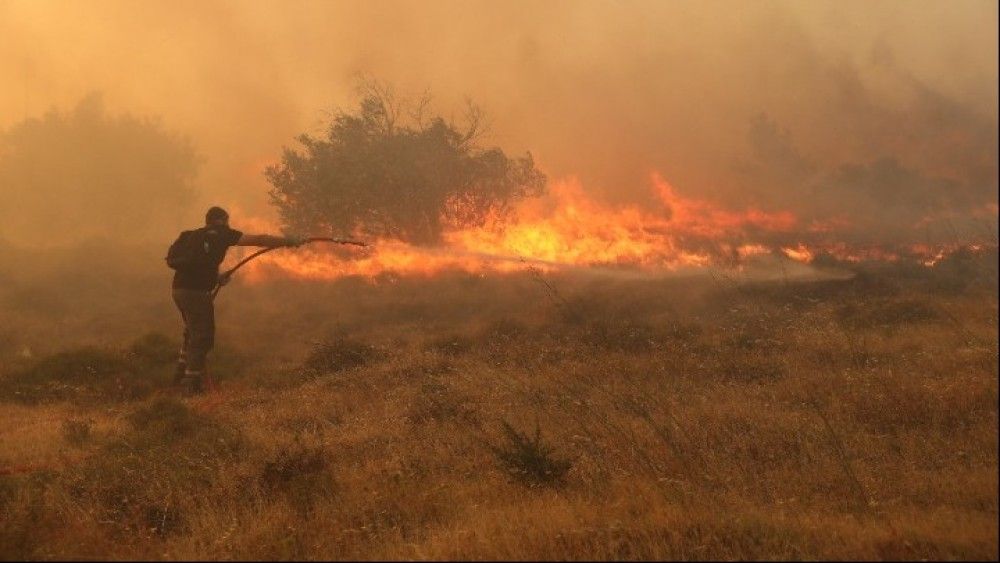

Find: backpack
<box><xmin>165</xmin><ymin>229</ymin><xmax>213</xmax><ymax>270</ymax></box>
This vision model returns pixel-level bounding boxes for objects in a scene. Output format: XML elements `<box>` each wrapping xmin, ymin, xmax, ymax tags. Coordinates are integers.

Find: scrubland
<box><xmin>0</xmin><ymin>243</ymin><xmax>997</xmax><ymax>560</ymax></box>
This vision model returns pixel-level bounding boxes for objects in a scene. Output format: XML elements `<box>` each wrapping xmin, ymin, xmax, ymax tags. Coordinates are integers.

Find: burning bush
<box><xmin>266</xmin><ymin>80</ymin><xmax>546</xmax><ymax>244</ymax></box>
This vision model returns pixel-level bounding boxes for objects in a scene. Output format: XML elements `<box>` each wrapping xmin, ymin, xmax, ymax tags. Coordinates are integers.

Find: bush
<box><xmin>0</xmin><ymin>347</ymin><xmax>135</xmax><ymax>404</ymax></box>
<box><xmin>260</xmin><ymin>443</ymin><xmax>328</xmax><ymax>492</ymax></box>
<box><xmin>490</xmin><ymin>420</ymin><xmax>572</xmax><ymax>487</ymax></box>
<box><xmin>0</xmin><ymin>334</ymin><xmax>182</xmax><ymax>405</ymax></box>
<box><xmin>266</xmin><ymin>81</ymin><xmax>545</xmax><ymax>245</ymax></box>
<box><xmin>127</xmin><ymin>332</ymin><xmax>178</xmax><ymax>366</ymax></box>
<box><xmin>61</xmin><ymin>419</ymin><xmax>92</xmax><ymax>447</ymax></box>
<box><xmin>303</xmin><ymin>337</ymin><xmax>385</xmax><ymax>374</ymax></box>
<box><xmin>128</xmin><ymin>397</ymin><xmax>204</xmax><ymax>443</ymax></box>
<box><xmin>65</xmin><ymin>398</ymin><xmax>242</xmax><ymax>538</ymax></box>
<box><xmin>260</xmin><ymin>441</ymin><xmax>336</xmax><ymax>515</ymax></box>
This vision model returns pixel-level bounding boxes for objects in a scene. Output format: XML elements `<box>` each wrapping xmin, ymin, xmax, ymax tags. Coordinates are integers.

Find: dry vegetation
<box><xmin>0</xmin><ymin>243</ymin><xmax>997</xmax><ymax>560</ymax></box>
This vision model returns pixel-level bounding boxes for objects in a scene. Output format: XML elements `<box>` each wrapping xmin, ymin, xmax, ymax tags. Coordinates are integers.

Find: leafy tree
<box><xmin>266</xmin><ymin>83</ymin><xmax>546</xmax><ymax>244</ymax></box>
<box><xmin>0</xmin><ymin>93</ymin><xmax>199</xmax><ymax>245</ymax></box>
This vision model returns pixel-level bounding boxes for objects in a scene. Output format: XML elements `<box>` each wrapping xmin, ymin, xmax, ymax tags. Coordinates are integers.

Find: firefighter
<box><xmin>166</xmin><ymin>206</ymin><xmax>302</xmax><ymax>394</ymax></box>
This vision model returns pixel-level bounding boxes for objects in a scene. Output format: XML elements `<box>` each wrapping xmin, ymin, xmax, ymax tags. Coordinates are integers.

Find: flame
<box><xmin>230</xmin><ymin>173</ymin><xmax>997</xmax><ymax>282</ymax></box>
<box><xmin>781</xmin><ymin>244</ymin><xmax>814</xmax><ymax>263</ymax></box>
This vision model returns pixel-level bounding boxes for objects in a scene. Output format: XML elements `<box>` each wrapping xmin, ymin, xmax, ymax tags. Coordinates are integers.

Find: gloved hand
<box><xmin>284</xmin><ymin>235</ymin><xmax>307</xmax><ymax>247</ymax></box>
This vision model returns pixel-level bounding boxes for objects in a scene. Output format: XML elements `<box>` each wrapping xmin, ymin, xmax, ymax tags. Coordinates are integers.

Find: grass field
<box><xmin>1</xmin><ymin>244</ymin><xmax>997</xmax><ymax>560</ymax></box>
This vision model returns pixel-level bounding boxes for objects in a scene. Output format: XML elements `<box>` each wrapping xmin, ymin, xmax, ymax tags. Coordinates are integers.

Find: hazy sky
<box><xmin>1</xmin><ymin>0</ymin><xmax>996</xmax><ymax>238</ymax></box>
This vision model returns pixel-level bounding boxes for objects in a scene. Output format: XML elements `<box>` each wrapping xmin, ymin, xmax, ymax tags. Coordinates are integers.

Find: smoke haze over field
<box><xmin>1</xmin><ymin>0</ymin><xmax>996</xmax><ymax>246</ymax></box>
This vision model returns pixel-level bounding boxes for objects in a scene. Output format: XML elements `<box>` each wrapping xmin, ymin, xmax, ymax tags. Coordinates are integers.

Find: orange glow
<box><xmin>230</xmin><ymin>173</ymin><xmax>996</xmax><ymax>282</ymax></box>
<box><xmin>782</xmin><ymin>244</ymin><xmax>814</xmax><ymax>263</ymax></box>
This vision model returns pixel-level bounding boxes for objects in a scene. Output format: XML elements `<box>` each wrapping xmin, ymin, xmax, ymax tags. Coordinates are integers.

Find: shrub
<box><xmin>303</xmin><ymin>337</ymin><xmax>384</xmax><ymax>374</ymax></box>
<box><xmin>61</xmin><ymin>419</ymin><xmax>92</xmax><ymax>447</ymax></box>
<box><xmin>128</xmin><ymin>397</ymin><xmax>204</xmax><ymax>443</ymax></box>
<box><xmin>127</xmin><ymin>332</ymin><xmax>178</xmax><ymax>366</ymax></box>
<box><xmin>65</xmin><ymin>398</ymin><xmax>242</xmax><ymax>538</ymax></box>
<box><xmin>260</xmin><ymin>441</ymin><xmax>335</xmax><ymax>515</ymax></box>
<box><xmin>490</xmin><ymin>420</ymin><xmax>572</xmax><ymax>487</ymax></box>
<box><xmin>260</xmin><ymin>443</ymin><xmax>327</xmax><ymax>492</ymax></box>
<box><xmin>0</xmin><ymin>333</ymin><xmax>184</xmax><ymax>405</ymax></box>
<box><xmin>0</xmin><ymin>347</ymin><xmax>134</xmax><ymax>404</ymax></box>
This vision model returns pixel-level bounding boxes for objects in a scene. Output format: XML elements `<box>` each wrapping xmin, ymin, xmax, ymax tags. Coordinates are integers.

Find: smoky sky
<box><xmin>0</xmin><ymin>0</ymin><xmax>996</xmax><ymax>244</ymax></box>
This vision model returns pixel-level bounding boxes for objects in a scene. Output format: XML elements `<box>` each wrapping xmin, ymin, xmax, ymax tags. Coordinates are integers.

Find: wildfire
<box><xmin>231</xmin><ymin>173</ymin><xmax>997</xmax><ymax>282</ymax></box>
<box><xmin>781</xmin><ymin>244</ymin><xmax>814</xmax><ymax>263</ymax></box>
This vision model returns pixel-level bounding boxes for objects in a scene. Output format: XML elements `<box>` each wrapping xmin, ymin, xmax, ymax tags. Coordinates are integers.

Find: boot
<box><xmin>180</xmin><ymin>370</ymin><xmax>205</xmax><ymax>396</ymax></box>
<box><xmin>173</xmin><ymin>361</ymin><xmax>187</xmax><ymax>384</ymax></box>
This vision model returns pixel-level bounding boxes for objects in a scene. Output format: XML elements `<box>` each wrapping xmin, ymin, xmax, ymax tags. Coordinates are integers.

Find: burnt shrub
<box><xmin>490</xmin><ymin>420</ymin><xmax>572</xmax><ymax>487</ymax></box>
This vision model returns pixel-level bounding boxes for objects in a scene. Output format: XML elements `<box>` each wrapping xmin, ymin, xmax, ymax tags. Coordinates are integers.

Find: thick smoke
<box><xmin>0</xmin><ymin>0</ymin><xmax>996</xmax><ymax>245</ymax></box>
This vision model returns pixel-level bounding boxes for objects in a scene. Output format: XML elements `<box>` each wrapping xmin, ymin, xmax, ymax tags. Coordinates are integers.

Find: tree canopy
<box><xmin>266</xmin><ymin>84</ymin><xmax>546</xmax><ymax>244</ymax></box>
<box><xmin>0</xmin><ymin>94</ymin><xmax>199</xmax><ymax>246</ymax></box>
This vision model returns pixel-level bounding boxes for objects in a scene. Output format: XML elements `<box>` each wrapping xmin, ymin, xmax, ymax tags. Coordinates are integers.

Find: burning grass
<box><xmin>0</xmin><ymin>261</ymin><xmax>996</xmax><ymax>560</ymax></box>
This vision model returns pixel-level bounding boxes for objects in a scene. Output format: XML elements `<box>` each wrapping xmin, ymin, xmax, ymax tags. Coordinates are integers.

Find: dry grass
<box><xmin>0</xmin><ymin>251</ymin><xmax>997</xmax><ymax>560</ymax></box>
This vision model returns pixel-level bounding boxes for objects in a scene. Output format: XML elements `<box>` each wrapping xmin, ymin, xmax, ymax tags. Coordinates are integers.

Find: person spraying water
<box><xmin>165</xmin><ymin>206</ymin><xmax>365</xmax><ymax>394</ymax></box>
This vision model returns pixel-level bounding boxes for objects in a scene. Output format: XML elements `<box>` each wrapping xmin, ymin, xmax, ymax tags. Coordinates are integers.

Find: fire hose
<box><xmin>211</xmin><ymin>237</ymin><xmax>368</xmax><ymax>299</ymax></box>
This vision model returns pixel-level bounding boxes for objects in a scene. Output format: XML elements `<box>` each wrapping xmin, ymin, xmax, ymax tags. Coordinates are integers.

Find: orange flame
<box><xmin>230</xmin><ymin>173</ymin><xmax>996</xmax><ymax>282</ymax></box>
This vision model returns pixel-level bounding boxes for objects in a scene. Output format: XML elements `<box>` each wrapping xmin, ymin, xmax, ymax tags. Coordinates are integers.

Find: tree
<box><xmin>266</xmin><ymin>83</ymin><xmax>546</xmax><ymax>245</ymax></box>
<box><xmin>0</xmin><ymin>93</ymin><xmax>199</xmax><ymax>245</ymax></box>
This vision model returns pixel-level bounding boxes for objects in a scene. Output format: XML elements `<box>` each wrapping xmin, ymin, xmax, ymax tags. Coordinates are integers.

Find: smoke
<box><xmin>0</xmin><ymin>0</ymin><xmax>996</xmax><ymax>245</ymax></box>
<box><xmin>0</xmin><ymin>93</ymin><xmax>199</xmax><ymax>246</ymax></box>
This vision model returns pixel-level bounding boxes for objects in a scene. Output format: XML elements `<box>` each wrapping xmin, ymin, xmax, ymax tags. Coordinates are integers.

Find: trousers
<box><xmin>172</xmin><ymin>288</ymin><xmax>215</xmax><ymax>374</ymax></box>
